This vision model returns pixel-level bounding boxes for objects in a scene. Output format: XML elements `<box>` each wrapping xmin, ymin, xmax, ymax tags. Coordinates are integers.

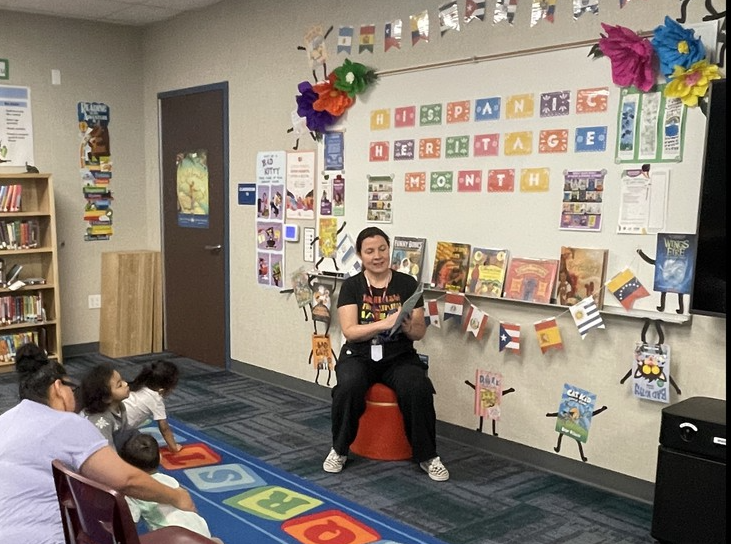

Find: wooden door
<box><xmin>158</xmin><ymin>83</ymin><xmax>229</xmax><ymax>368</ymax></box>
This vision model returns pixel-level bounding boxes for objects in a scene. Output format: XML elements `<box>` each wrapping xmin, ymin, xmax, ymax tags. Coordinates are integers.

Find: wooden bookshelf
<box><xmin>0</xmin><ymin>173</ymin><xmax>62</xmax><ymax>371</ymax></box>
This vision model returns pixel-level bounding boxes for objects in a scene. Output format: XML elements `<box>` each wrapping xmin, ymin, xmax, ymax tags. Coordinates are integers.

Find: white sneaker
<box><xmin>323</xmin><ymin>448</ymin><xmax>347</xmax><ymax>473</ymax></box>
<box><xmin>420</xmin><ymin>456</ymin><xmax>450</xmax><ymax>481</ymax></box>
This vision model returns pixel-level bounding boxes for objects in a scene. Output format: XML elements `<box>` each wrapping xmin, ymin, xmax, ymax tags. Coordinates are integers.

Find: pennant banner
<box><xmin>535</xmin><ymin>318</ymin><xmax>563</xmax><ymax>354</ymax></box>
<box><xmin>463</xmin><ymin>305</ymin><xmax>488</xmax><ymax>339</ymax></box>
<box><xmin>464</xmin><ymin>0</ymin><xmax>487</xmax><ymax>23</ymax></box>
<box><xmin>570</xmin><ymin>297</ymin><xmax>605</xmax><ymax>339</ymax></box>
<box><xmin>425</xmin><ymin>299</ymin><xmax>441</xmax><ymax>328</ymax></box>
<box><xmin>337</xmin><ymin>25</ymin><xmax>354</xmax><ymax>55</ymax></box>
<box><xmin>359</xmin><ymin>24</ymin><xmax>375</xmax><ymax>53</ymax></box>
<box><xmin>499</xmin><ymin>322</ymin><xmax>521</xmax><ymax>353</ymax></box>
<box><xmin>494</xmin><ymin>0</ymin><xmax>519</xmax><ymax>25</ymax></box>
<box><xmin>443</xmin><ymin>292</ymin><xmax>465</xmax><ymax>322</ymax></box>
<box><xmin>384</xmin><ymin>19</ymin><xmax>402</xmax><ymax>52</ymax></box>
<box><xmin>410</xmin><ymin>10</ymin><xmax>430</xmax><ymax>46</ymax></box>
<box><xmin>606</xmin><ymin>267</ymin><xmax>650</xmax><ymax>310</ymax></box>
<box><xmin>438</xmin><ymin>1</ymin><xmax>461</xmax><ymax>36</ymax></box>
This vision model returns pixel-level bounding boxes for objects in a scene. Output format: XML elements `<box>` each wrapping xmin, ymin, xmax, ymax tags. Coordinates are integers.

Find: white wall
<box><xmin>2</xmin><ymin>0</ymin><xmax>726</xmax><ymax>484</ymax></box>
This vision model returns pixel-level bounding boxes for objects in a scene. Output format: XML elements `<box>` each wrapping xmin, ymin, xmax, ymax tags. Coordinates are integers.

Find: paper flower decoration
<box><xmin>313</xmin><ymin>73</ymin><xmax>354</xmax><ymax>117</ymax></box>
<box><xmin>665</xmin><ymin>59</ymin><xmax>721</xmax><ymax>107</ymax></box>
<box><xmin>598</xmin><ymin>23</ymin><xmax>656</xmax><ymax>92</ymax></box>
<box><xmin>332</xmin><ymin>58</ymin><xmax>377</xmax><ymax>98</ymax></box>
<box><xmin>291</xmin><ymin>60</ymin><xmax>377</xmax><ymax>138</ymax></box>
<box><xmin>295</xmin><ymin>81</ymin><xmax>336</xmax><ymax>134</ymax></box>
<box><xmin>652</xmin><ymin>16</ymin><xmax>706</xmax><ymax>78</ymax></box>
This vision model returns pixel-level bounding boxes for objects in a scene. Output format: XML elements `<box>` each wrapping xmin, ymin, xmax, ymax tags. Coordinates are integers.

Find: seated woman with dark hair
<box><xmin>0</xmin><ymin>343</ymin><xmax>197</xmax><ymax>544</ymax></box>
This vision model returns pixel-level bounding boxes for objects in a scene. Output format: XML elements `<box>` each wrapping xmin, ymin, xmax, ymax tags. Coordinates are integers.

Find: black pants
<box><xmin>331</xmin><ymin>346</ymin><xmax>438</xmax><ymax>463</ymax></box>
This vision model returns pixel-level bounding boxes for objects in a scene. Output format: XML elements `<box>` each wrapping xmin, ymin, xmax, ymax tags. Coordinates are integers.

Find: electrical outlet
<box><xmin>88</xmin><ymin>294</ymin><xmax>101</xmax><ymax>309</ymax></box>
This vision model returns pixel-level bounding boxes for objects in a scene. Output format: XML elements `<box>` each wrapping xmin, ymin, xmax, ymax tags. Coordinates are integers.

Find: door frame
<box><xmin>157</xmin><ymin>82</ymin><xmax>230</xmax><ymax>369</ymax></box>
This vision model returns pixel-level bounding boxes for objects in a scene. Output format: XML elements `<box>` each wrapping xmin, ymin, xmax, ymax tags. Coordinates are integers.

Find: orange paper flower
<box><xmin>313</xmin><ymin>73</ymin><xmax>354</xmax><ymax>117</ymax></box>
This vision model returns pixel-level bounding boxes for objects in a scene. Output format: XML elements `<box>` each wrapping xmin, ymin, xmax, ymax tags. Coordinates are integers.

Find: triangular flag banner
<box><xmin>384</xmin><ymin>19</ymin><xmax>402</xmax><ymax>52</ymax></box>
<box><xmin>463</xmin><ymin>305</ymin><xmax>488</xmax><ymax>339</ymax></box>
<box><xmin>337</xmin><ymin>26</ymin><xmax>353</xmax><ymax>55</ymax></box>
<box><xmin>499</xmin><ymin>321</ymin><xmax>521</xmax><ymax>354</ymax></box>
<box><xmin>438</xmin><ymin>1</ymin><xmax>461</xmax><ymax>36</ymax></box>
<box><xmin>464</xmin><ymin>0</ymin><xmax>486</xmax><ymax>23</ymax></box>
<box><xmin>494</xmin><ymin>0</ymin><xmax>519</xmax><ymax>26</ymax></box>
<box><xmin>535</xmin><ymin>318</ymin><xmax>563</xmax><ymax>354</ymax></box>
<box><xmin>425</xmin><ymin>299</ymin><xmax>441</xmax><ymax>328</ymax></box>
<box><xmin>570</xmin><ymin>296</ymin><xmax>605</xmax><ymax>339</ymax></box>
<box><xmin>606</xmin><ymin>267</ymin><xmax>650</xmax><ymax>310</ymax></box>
<box><xmin>443</xmin><ymin>292</ymin><xmax>465</xmax><ymax>322</ymax></box>
<box><xmin>359</xmin><ymin>24</ymin><xmax>375</xmax><ymax>53</ymax></box>
<box><xmin>410</xmin><ymin>10</ymin><xmax>430</xmax><ymax>46</ymax></box>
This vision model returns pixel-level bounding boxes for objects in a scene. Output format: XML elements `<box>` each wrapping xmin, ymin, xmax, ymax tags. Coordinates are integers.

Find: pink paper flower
<box><xmin>598</xmin><ymin>23</ymin><xmax>657</xmax><ymax>92</ymax></box>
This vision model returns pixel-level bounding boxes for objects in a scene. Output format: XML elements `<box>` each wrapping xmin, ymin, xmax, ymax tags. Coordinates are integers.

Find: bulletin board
<box><xmin>323</xmin><ymin>43</ymin><xmax>709</xmax><ymax>317</ymax></box>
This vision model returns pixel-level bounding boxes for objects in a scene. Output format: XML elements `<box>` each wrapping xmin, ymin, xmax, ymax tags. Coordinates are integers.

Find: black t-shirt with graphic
<box><xmin>337</xmin><ymin>271</ymin><xmax>424</xmax><ymax>360</ymax></box>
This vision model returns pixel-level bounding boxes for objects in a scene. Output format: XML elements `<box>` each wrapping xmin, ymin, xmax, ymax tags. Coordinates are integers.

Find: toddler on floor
<box><xmin>123</xmin><ymin>360</ymin><xmax>182</xmax><ymax>452</ymax></box>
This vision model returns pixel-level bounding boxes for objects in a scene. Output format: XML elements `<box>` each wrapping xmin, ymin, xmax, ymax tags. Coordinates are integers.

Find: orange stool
<box><xmin>350</xmin><ymin>383</ymin><xmax>413</xmax><ymax>461</ymax></box>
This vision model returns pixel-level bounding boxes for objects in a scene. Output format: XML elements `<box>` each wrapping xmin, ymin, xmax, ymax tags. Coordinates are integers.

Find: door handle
<box><xmin>204</xmin><ymin>244</ymin><xmax>222</xmax><ymax>251</ymax></box>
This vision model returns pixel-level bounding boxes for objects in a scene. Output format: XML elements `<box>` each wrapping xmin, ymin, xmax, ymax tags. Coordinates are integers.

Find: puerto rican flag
<box><xmin>464</xmin><ymin>0</ymin><xmax>486</xmax><ymax>23</ymax></box>
<box><xmin>499</xmin><ymin>322</ymin><xmax>520</xmax><ymax>353</ymax></box>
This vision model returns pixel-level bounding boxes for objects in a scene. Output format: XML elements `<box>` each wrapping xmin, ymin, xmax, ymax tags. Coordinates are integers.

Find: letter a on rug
<box><xmin>140</xmin><ymin>419</ymin><xmax>449</xmax><ymax>544</ymax></box>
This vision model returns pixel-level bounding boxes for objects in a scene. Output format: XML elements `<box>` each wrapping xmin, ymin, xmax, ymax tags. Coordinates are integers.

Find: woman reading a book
<box><xmin>322</xmin><ymin>227</ymin><xmax>449</xmax><ymax>482</ymax></box>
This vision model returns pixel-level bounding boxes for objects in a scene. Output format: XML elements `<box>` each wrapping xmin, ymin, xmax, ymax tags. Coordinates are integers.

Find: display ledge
<box><xmin>283</xmin><ymin>273</ymin><xmax>691</xmax><ymax>325</ymax></box>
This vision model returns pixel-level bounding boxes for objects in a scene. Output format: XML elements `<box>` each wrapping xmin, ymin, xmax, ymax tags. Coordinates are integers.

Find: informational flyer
<box><xmin>616</xmin><ymin>168</ymin><xmax>668</xmax><ymax>234</ymax></box>
<box><xmin>0</xmin><ymin>85</ymin><xmax>34</xmax><ymax>167</ymax></box>
<box><xmin>285</xmin><ymin>150</ymin><xmax>316</xmax><ymax>220</ymax></box>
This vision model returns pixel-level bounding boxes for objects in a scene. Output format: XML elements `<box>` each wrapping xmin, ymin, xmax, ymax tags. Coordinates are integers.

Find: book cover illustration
<box><xmin>431</xmin><ymin>241</ymin><xmax>471</xmax><ymax>292</ymax></box>
<box><xmin>318</xmin><ymin>217</ymin><xmax>339</xmax><ymax>259</ymax></box>
<box><xmin>474</xmin><ymin>369</ymin><xmax>503</xmax><ymax>420</ymax></box>
<box><xmin>554</xmin><ymin>383</ymin><xmax>597</xmax><ymax>444</ymax></box>
<box><xmin>632</xmin><ymin>342</ymin><xmax>671</xmax><ymax>404</ymax></box>
<box><xmin>653</xmin><ymin>232</ymin><xmax>697</xmax><ymax>294</ymax></box>
<box><xmin>290</xmin><ymin>267</ymin><xmax>313</xmax><ymax>308</ymax></box>
<box><xmin>390</xmin><ymin>236</ymin><xmax>427</xmax><ymax>282</ymax></box>
<box><xmin>311</xmin><ymin>277</ymin><xmax>336</xmax><ymax>324</ymax></box>
<box><xmin>557</xmin><ymin>246</ymin><xmax>609</xmax><ymax>308</ymax></box>
<box><xmin>503</xmin><ymin>257</ymin><xmax>559</xmax><ymax>304</ymax></box>
<box><xmin>466</xmin><ymin>247</ymin><xmax>509</xmax><ymax>297</ymax></box>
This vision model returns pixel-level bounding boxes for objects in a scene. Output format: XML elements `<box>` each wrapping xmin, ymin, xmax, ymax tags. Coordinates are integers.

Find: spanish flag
<box><xmin>535</xmin><ymin>318</ymin><xmax>563</xmax><ymax>354</ymax></box>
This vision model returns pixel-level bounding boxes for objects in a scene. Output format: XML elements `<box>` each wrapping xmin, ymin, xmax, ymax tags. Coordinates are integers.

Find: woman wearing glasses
<box><xmin>0</xmin><ymin>343</ymin><xmax>197</xmax><ymax>544</ymax></box>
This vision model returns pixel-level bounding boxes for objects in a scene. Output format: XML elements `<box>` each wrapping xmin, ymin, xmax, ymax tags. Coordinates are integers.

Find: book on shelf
<box><xmin>653</xmin><ymin>232</ymin><xmax>697</xmax><ymax>294</ymax></box>
<box><xmin>557</xmin><ymin>246</ymin><xmax>609</xmax><ymax>308</ymax></box>
<box><xmin>503</xmin><ymin>256</ymin><xmax>559</xmax><ymax>304</ymax></box>
<box><xmin>390</xmin><ymin>236</ymin><xmax>427</xmax><ymax>283</ymax></box>
<box><xmin>430</xmin><ymin>241</ymin><xmax>471</xmax><ymax>292</ymax></box>
<box><xmin>6</xmin><ymin>263</ymin><xmax>23</xmax><ymax>285</ymax></box>
<box><xmin>465</xmin><ymin>247</ymin><xmax>509</xmax><ymax>297</ymax></box>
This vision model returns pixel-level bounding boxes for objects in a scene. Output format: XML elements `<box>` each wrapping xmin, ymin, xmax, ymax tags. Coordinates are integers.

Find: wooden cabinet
<box><xmin>99</xmin><ymin>250</ymin><xmax>163</xmax><ymax>358</ymax></box>
<box><xmin>0</xmin><ymin>173</ymin><xmax>62</xmax><ymax>370</ymax></box>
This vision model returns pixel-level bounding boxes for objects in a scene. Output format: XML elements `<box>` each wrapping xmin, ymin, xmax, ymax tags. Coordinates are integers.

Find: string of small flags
<box><xmin>332</xmin><ymin>0</ymin><xmax>633</xmax><ymax>55</ymax></box>
<box><xmin>422</xmin><ymin>258</ymin><xmax>650</xmax><ymax>355</ymax></box>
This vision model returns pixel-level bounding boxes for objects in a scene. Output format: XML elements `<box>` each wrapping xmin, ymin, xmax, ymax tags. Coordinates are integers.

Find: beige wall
<box><xmin>2</xmin><ymin>0</ymin><xmax>726</xmax><ymax>484</ymax></box>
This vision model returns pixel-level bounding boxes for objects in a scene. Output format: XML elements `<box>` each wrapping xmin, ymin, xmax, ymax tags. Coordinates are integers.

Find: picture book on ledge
<box><xmin>503</xmin><ymin>257</ymin><xmax>559</xmax><ymax>304</ymax></box>
<box><xmin>390</xmin><ymin>236</ymin><xmax>427</xmax><ymax>283</ymax></box>
<box><xmin>430</xmin><ymin>241</ymin><xmax>471</xmax><ymax>293</ymax></box>
<box><xmin>465</xmin><ymin>247</ymin><xmax>509</xmax><ymax>298</ymax></box>
<box><xmin>557</xmin><ymin>246</ymin><xmax>609</xmax><ymax>308</ymax></box>
<box><xmin>653</xmin><ymin>232</ymin><xmax>697</xmax><ymax>295</ymax></box>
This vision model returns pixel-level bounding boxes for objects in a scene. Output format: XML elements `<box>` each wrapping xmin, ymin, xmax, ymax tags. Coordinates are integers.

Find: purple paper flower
<box><xmin>295</xmin><ymin>81</ymin><xmax>336</xmax><ymax>134</ymax></box>
<box><xmin>598</xmin><ymin>23</ymin><xmax>657</xmax><ymax>92</ymax></box>
<box><xmin>652</xmin><ymin>16</ymin><xmax>706</xmax><ymax>78</ymax></box>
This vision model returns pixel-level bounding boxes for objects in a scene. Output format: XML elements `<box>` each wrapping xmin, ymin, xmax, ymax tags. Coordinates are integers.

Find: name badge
<box><xmin>371</xmin><ymin>344</ymin><xmax>383</xmax><ymax>362</ymax></box>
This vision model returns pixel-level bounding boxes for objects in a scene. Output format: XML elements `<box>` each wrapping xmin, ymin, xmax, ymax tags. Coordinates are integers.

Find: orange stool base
<box><xmin>350</xmin><ymin>383</ymin><xmax>413</xmax><ymax>461</ymax></box>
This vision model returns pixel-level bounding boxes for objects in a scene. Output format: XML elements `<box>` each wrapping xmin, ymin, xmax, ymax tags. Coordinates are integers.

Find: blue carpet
<box><xmin>142</xmin><ymin>418</ymin><xmax>450</xmax><ymax>544</ymax></box>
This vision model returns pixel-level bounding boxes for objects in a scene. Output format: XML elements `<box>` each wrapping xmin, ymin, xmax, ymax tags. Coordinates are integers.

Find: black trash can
<box><xmin>651</xmin><ymin>396</ymin><xmax>726</xmax><ymax>544</ymax></box>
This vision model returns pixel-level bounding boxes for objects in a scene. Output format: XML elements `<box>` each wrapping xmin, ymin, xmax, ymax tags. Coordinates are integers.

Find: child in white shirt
<box><xmin>123</xmin><ymin>360</ymin><xmax>182</xmax><ymax>452</ymax></box>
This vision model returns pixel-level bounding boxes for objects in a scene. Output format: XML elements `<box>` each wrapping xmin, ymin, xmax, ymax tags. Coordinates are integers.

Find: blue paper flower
<box><xmin>651</xmin><ymin>16</ymin><xmax>706</xmax><ymax>78</ymax></box>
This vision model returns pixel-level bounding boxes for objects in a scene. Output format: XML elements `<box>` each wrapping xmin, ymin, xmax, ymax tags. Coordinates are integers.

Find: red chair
<box><xmin>51</xmin><ymin>459</ymin><xmax>216</xmax><ymax>544</ymax></box>
<box><xmin>350</xmin><ymin>383</ymin><xmax>413</xmax><ymax>461</ymax></box>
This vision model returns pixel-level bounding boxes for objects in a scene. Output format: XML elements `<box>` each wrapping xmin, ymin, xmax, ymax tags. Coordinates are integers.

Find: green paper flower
<box><xmin>332</xmin><ymin>59</ymin><xmax>377</xmax><ymax>98</ymax></box>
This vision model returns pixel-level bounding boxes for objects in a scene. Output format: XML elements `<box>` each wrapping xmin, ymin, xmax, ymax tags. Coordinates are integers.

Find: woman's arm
<box><xmin>158</xmin><ymin>419</ymin><xmax>182</xmax><ymax>453</ymax></box>
<box><xmin>338</xmin><ymin>303</ymin><xmax>399</xmax><ymax>343</ymax></box>
<box><xmin>80</xmin><ymin>446</ymin><xmax>195</xmax><ymax>512</ymax></box>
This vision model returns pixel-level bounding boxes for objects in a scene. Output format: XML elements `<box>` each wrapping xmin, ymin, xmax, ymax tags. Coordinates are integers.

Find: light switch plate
<box><xmin>303</xmin><ymin>227</ymin><xmax>315</xmax><ymax>262</ymax></box>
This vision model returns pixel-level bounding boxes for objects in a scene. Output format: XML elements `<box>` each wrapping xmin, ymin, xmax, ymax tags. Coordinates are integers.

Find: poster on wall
<box><xmin>0</xmin><ymin>85</ymin><xmax>34</xmax><ymax>168</ymax></box>
<box><xmin>367</xmin><ymin>174</ymin><xmax>393</xmax><ymax>223</ymax></box>
<box><xmin>176</xmin><ymin>149</ymin><xmax>210</xmax><ymax>228</ymax></box>
<box><xmin>256</xmin><ymin>150</ymin><xmax>286</xmax><ymax>287</ymax></box>
<box><xmin>285</xmin><ymin>150</ymin><xmax>316</xmax><ymax>220</ymax></box>
<box><xmin>79</xmin><ymin>101</ymin><xmax>113</xmax><ymax>241</ymax></box>
<box><xmin>559</xmin><ymin>169</ymin><xmax>605</xmax><ymax>231</ymax></box>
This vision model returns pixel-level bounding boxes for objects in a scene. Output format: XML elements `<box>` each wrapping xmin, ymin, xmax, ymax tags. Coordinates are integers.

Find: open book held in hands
<box><xmin>388</xmin><ymin>283</ymin><xmax>424</xmax><ymax>337</ymax></box>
